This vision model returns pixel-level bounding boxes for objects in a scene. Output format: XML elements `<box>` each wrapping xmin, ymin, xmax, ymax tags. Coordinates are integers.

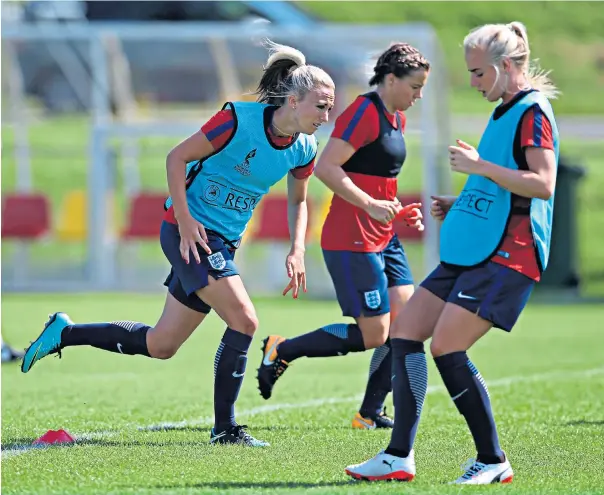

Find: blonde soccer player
<box><xmin>21</xmin><ymin>41</ymin><xmax>335</xmax><ymax>447</ymax></box>
<box><xmin>344</xmin><ymin>21</ymin><xmax>559</xmax><ymax>484</ymax></box>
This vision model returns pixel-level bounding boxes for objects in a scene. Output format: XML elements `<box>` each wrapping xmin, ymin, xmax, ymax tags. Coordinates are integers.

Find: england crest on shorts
<box><xmin>207</xmin><ymin>252</ymin><xmax>226</xmax><ymax>270</ymax></box>
<box><xmin>364</xmin><ymin>290</ymin><xmax>381</xmax><ymax>310</ymax></box>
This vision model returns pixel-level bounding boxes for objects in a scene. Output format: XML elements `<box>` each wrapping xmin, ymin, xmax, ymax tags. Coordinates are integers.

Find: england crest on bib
<box><xmin>364</xmin><ymin>290</ymin><xmax>381</xmax><ymax>310</ymax></box>
<box><xmin>207</xmin><ymin>252</ymin><xmax>226</xmax><ymax>270</ymax></box>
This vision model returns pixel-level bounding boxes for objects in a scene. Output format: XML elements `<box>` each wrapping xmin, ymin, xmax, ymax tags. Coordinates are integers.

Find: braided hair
<box><xmin>369</xmin><ymin>43</ymin><xmax>430</xmax><ymax>86</ymax></box>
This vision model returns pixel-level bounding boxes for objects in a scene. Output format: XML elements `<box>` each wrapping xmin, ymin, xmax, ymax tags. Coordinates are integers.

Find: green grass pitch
<box><xmin>1</xmin><ymin>293</ymin><xmax>603</xmax><ymax>494</ymax></box>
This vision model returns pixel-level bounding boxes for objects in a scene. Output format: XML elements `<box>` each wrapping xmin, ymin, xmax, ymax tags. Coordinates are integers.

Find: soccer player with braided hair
<box><xmin>257</xmin><ymin>43</ymin><xmax>429</xmax><ymax>430</ymax></box>
<box><xmin>20</xmin><ymin>40</ymin><xmax>335</xmax><ymax>447</ymax></box>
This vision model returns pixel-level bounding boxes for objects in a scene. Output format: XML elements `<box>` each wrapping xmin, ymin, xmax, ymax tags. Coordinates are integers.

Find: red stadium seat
<box><xmin>393</xmin><ymin>193</ymin><xmax>424</xmax><ymax>241</ymax></box>
<box><xmin>253</xmin><ymin>195</ymin><xmax>290</xmax><ymax>241</ymax></box>
<box><xmin>253</xmin><ymin>195</ymin><xmax>314</xmax><ymax>242</ymax></box>
<box><xmin>122</xmin><ymin>193</ymin><xmax>167</xmax><ymax>239</ymax></box>
<box><xmin>1</xmin><ymin>193</ymin><xmax>50</xmax><ymax>239</ymax></box>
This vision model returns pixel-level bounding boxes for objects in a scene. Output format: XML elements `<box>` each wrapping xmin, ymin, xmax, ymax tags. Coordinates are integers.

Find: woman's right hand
<box><xmin>365</xmin><ymin>199</ymin><xmax>403</xmax><ymax>225</ymax></box>
<box><xmin>430</xmin><ymin>195</ymin><xmax>457</xmax><ymax>221</ymax></box>
<box><xmin>178</xmin><ymin>213</ymin><xmax>212</xmax><ymax>264</ymax></box>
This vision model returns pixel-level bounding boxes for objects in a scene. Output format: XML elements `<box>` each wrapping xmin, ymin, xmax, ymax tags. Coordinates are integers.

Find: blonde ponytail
<box><xmin>264</xmin><ymin>39</ymin><xmax>306</xmax><ymax>69</ymax></box>
<box><xmin>464</xmin><ymin>21</ymin><xmax>560</xmax><ymax>99</ymax></box>
<box><xmin>506</xmin><ymin>22</ymin><xmax>559</xmax><ymax>99</ymax></box>
<box><xmin>254</xmin><ymin>39</ymin><xmax>334</xmax><ymax>105</ymax></box>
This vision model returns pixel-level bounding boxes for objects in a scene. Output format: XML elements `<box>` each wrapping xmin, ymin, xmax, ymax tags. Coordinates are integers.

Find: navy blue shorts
<box><xmin>419</xmin><ymin>261</ymin><xmax>535</xmax><ymax>331</ymax></box>
<box><xmin>160</xmin><ymin>221</ymin><xmax>239</xmax><ymax>314</ymax></box>
<box><xmin>322</xmin><ymin>234</ymin><xmax>414</xmax><ymax>318</ymax></box>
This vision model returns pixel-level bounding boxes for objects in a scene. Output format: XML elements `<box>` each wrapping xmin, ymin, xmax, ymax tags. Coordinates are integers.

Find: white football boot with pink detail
<box><xmin>344</xmin><ymin>450</ymin><xmax>415</xmax><ymax>481</ymax></box>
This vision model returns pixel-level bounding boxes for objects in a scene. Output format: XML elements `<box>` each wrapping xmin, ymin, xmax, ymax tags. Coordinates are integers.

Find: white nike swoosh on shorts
<box><xmin>457</xmin><ymin>291</ymin><xmax>478</xmax><ymax>300</ymax></box>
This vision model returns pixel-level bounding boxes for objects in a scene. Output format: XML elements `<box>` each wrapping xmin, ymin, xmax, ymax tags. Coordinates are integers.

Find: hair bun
<box><xmin>263</xmin><ymin>39</ymin><xmax>306</xmax><ymax>69</ymax></box>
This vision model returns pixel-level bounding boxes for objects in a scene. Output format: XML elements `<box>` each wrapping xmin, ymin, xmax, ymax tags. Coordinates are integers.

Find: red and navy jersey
<box><xmin>164</xmin><ymin>108</ymin><xmax>315</xmax><ymax>224</ymax></box>
<box><xmin>322</xmin><ymin>92</ymin><xmax>407</xmax><ymax>252</ymax></box>
<box><xmin>491</xmin><ymin>90</ymin><xmax>555</xmax><ymax>281</ymax></box>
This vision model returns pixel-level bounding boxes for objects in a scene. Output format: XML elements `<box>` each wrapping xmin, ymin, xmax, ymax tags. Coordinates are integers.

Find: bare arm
<box><xmin>282</xmin><ymin>172</ymin><xmax>311</xmax><ymax>298</ymax></box>
<box><xmin>480</xmin><ymin>147</ymin><xmax>557</xmax><ymax>200</ymax></box>
<box><xmin>286</xmin><ymin>172</ymin><xmax>310</xmax><ymax>253</ymax></box>
<box><xmin>166</xmin><ymin>130</ymin><xmax>216</xmax><ymax>260</ymax></box>
<box><xmin>314</xmin><ymin>138</ymin><xmax>402</xmax><ymax>223</ymax></box>
<box><xmin>166</xmin><ymin>130</ymin><xmax>215</xmax><ymax>222</ymax></box>
<box><xmin>313</xmin><ymin>138</ymin><xmax>375</xmax><ymax>209</ymax></box>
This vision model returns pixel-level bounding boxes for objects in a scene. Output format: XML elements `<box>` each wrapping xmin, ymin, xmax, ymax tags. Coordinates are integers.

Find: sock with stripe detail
<box><xmin>359</xmin><ymin>340</ymin><xmax>392</xmax><ymax>418</ymax></box>
<box><xmin>385</xmin><ymin>338</ymin><xmax>428</xmax><ymax>457</ymax></box>
<box><xmin>276</xmin><ymin>323</ymin><xmax>366</xmax><ymax>363</ymax></box>
<box><xmin>434</xmin><ymin>351</ymin><xmax>504</xmax><ymax>463</ymax></box>
<box><xmin>213</xmin><ymin>328</ymin><xmax>252</xmax><ymax>433</ymax></box>
<box><xmin>61</xmin><ymin>321</ymin><xmax>151</xmax><ymax>356</ymax></box>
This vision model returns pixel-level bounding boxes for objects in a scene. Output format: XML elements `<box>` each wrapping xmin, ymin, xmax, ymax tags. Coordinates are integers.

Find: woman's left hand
<box><xmin>448</xmin><ymin>139</ymin><xmax>482</xmax><ymax>176</ymax></box>
<box><xmin>397</xmin><ymin>202</ymin><xmax>424</xmax><ymax>231</ymax></box>
<box><xmin>283</xmin><ymin>248</ymin><xmax>307</xmax><ymax>299</ymax></box>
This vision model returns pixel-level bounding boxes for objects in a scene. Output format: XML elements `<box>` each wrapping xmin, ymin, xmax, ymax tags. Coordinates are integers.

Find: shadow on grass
<box><xmin>2</xmin><ymin>423</ymin><xmax>361</xmax><ymax>450</ymax></box>
<box><xmin>2</xmin><ymin>424</ymin><xmax>361</xmax><ymax>451</ymax></box>
<box><xmin>564</xmin><ymin>419</ymin><xmax>604</xmax><ymax>427</ymax></box>
<box><xmin>140</xmin><ymin>424</ymin><xmax>355</xmax><ymax>433</ymax></box>
<box><xmin>1</xmin><ymin>436</ymin><xmax>207</xmax><ymax>451</ymax></box>
<box><xmin>152</xmin><ymin>481</ymin><xmax>355</xmax><ymax>490</ymax></box>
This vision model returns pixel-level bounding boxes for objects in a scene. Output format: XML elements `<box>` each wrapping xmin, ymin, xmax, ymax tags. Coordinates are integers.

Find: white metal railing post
<box><xmin>88</xmin><ymin>32</ymin><xmax>115</xmax><ymax>288</ymax></box>
<box><xmin>417</xmin><ymin>32</ymin><xmax>441</xmax><ymax>278</ymax></box>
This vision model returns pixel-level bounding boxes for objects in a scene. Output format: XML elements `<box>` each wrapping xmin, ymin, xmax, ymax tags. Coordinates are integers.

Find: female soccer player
<box><xmin>20</xmin><ymin>41</ymin><xmax>335</xmax><ymax>447</ymax></box>
<box><xmin>256</xmin><ymin>43</ymin><xmax>429</xmax><ymax>430</ymax></box>
<box><xmin>1</xmin><ymin>335</ymin><xmax>24</xmax><ymax>364</ymax></box>
<box><xmin>344</xmin><ymin>22</ymin><xmax>559</xmax><ymax>483</ymax></box>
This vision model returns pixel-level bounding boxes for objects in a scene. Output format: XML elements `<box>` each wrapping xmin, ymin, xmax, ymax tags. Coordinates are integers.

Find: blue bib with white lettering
<box><xmin>166</xmin><ymin>102</ymin><xmax>317</xmax><ymax>240</ymax></box>
<box><xmin>440</xmin><ymin>91</ymin><xmax>559</xmax><ymax>269</ymax></box>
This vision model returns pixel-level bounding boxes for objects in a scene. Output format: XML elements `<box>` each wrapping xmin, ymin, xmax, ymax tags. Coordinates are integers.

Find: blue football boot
<box><xmin>21</xmin><ymin>312</ymin><xmax>73</xmax><ymax>373</ymax></box>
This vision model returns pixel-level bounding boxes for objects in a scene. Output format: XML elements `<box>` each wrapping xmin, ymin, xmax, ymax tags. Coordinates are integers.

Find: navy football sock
<box><xmin>214</xmin><ymin>328</ymin><xmax>252</xmax><ymax>433</ymax></box>
<box><xmin>385</xmin><ymin>339</ymin><xmax>427</xmax><ymax>458</ymax></box>
<box><xmin>434</xmin><ymin>351</ymin><xmax>504</xmax><ymax>463</ymax></box>
<box><xmin>359</xmin><ymin>340</ymin><xmax>392</xmax><ymax>418</ymax></box>
<box><xmin>276</xmin><ymin>323</ymin><xmax>366</xmax><ymax>362</ymax></box>
<box><xmin>61</xmin><ymin>321</ymin><xmax>151</xmax><ymax>356</ymax></box>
